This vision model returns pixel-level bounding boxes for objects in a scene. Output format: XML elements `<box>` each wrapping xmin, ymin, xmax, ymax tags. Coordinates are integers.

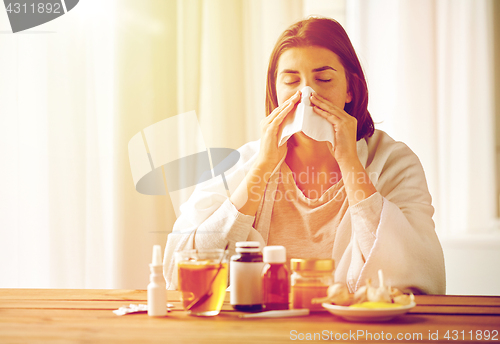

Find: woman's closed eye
<box><xmin>315</xmin><ymin>71</ymin><xmax>334</xmax><ymax>83</ymax></box>
<box><xmin>283</xmin><ymin>79</ymin><xmax>331</xmax><ymax>85</ymax></box>
<box><xmin>282</xmin><ymin>76</ymin><xmax>299</xmax><ymax>85</ymax></box>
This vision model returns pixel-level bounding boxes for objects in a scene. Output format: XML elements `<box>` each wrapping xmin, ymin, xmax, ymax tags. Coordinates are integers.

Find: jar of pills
<box><xmin>230</xmin><ymin>241</ymin><xmax>264</xmax><ymax>311</ymax></box>
<box><xmin>290</xmin><ymin>258</ymin><xmax>335</xmax><ymax>311</ymax></box>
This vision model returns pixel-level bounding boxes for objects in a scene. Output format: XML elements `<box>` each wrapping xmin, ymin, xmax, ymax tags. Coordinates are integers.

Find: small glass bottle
<box><xmin>262</xmin><ymin>246</ymin><xmax>289</xmax><ymax>310</ymax></box>
<box><xmin>290</xmin><ymin>258</ymin><xmax>335</xmax><ymax>311</ymax></box>
<box><xmin>230</xmin><ymin>241</ymin><xmax>264</xmax><ymax>311</ymax></box>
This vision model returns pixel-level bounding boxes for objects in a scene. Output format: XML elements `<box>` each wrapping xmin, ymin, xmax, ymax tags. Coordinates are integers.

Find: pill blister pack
<box><xmin>113</xmin><ymin>303</ymin><xmax>175</xmax><ymax>316</ymax></box>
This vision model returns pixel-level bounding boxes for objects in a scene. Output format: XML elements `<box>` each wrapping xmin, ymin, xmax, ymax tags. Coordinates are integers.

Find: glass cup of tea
<box><xmin>175</xmin><ymin>248</ymin><xmax>229</xmax><ymax>316</ymax></box>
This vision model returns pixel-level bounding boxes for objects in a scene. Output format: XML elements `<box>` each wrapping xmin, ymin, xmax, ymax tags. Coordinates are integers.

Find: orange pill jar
<box><xmin>290</xmin><ymin>258</ymin><xmax>335</xmax><ymax>311</ymax></box>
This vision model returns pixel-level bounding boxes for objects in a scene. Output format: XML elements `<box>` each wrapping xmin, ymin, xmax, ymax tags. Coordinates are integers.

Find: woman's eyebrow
<box><xmin>280</xmin><ymin>69</ymin><xmax>299</xmax><ymax>74</ymax></box>
<box><xmin>279</xmin><ymin>66</ymin><xmax>337</xmax><ymax>75</ymax></box>
<box><xmin>312</xmin><ymin>66</ymin><xmax>336</xmax><ymax>72</ymax></box>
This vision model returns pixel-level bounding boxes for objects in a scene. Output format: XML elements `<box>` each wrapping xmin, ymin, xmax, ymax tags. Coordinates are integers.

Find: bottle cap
<box><xmin>263</xmin><ymin>246</ymin><xmax>286</xmax><ymax>263</ymax></box>
<box><xmin>235</xmin><ymin>241</ymin><xmax>261</xmax><ymax>253</ymax></box>
<box><xmin>290</xmin><ymin>258</ymin><xmax>335</xmax><ymax>272</ymax></box>
<box><xmin>236</xmin><ymin>241</ymin><xmax>261</xmax><ymax>248</ymax></box>
<box><xmin>151</xmin><ymin>245</ymin><xmax>163</xmax><ymax>266</ymax></box>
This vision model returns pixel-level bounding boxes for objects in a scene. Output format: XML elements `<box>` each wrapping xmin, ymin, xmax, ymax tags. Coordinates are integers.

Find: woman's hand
<box><xmin>310</xmin><ymin>91</ymin><xmax>358</xmax><ymax>167</ymax></box>
<box><xmin>229</xmin><ymin>91</ymin><xmax>300</xmax><ymax>216</ymax></box>
<box><xmin>310</xmin><ymin>91</ymin><xmax>376</xmax><ymax>205</ymax></box>
<box><xmin>256</xmin><ymin>90</ymin><xmax>301</xmax><ymax>174</ymax></box>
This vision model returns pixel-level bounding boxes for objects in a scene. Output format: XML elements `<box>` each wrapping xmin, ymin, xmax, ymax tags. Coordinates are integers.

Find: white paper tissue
<box><xmin>278</xmin><ymin>86</ymin><xmax>335</xmax><ymax>148</ymax></box>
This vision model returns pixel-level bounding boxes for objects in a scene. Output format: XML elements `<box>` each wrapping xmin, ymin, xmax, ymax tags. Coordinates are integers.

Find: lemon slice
<box><xmin>349</xmin><ymin>301</ymin><xmax>403</xmax><ymax>309</ymax></box>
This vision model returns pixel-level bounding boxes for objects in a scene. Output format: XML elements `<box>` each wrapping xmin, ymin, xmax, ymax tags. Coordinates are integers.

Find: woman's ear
<box><xmin>345</xmin><ymin>72</ymin><xmax>355</xmax><ymax>104</ymax></box>
<box><xmin>346</xmin><ymin>91</ymin><xmax>353</xmax><ymax>104</ymax></box>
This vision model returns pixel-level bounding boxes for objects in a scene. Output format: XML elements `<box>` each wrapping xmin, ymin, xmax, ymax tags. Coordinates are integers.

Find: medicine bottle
<box><xmin>147</xmin><ymin>245</ymin><xmax>167</xmax><ymax>316</ymax></box>
<box><xmin>290</xmin><ymin>258</ymin><xmax>335</xmax><ymax>311</ymax></box>
<box><xmin>262</xmin><ymin>246</ymin><xmax>289</xmax><ymax>310</ymax></box>
<box><xmin>230</xmin><ymin>241</ymin><xmax>264</xmax><ymax>311</ymax></box>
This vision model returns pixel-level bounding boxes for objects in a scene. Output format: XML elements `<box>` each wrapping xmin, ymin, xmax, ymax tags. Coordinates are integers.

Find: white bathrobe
<box><xmin>163</xmin><ymin>129</ymin><xmax>446</xmax><ymax>294</ymax></box>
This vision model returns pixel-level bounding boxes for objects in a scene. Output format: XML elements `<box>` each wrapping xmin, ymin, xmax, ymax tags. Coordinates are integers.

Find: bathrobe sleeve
<box><xmin>334</xmin><ymin>131</ymin><xmax>446</xmax><ymax>294</ymax></box>
<box><xmin>163</xmin><ymin>140</ymin><xmax>265</xmax><ymax>289</ymax></box>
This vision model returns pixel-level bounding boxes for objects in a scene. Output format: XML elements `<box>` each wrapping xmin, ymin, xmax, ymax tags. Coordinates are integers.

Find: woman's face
<box><xmin>276</xmin><ymin>46</ymin><xmax>352</xmax><ymax>108</ymax></box>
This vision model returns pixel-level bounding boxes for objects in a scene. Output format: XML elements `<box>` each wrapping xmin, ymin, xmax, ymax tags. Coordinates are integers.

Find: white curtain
<box><xmin>0</xmin><ymin>0</ymin><xmax>496</xmax><ymax>289</ymax></box>
<box><xmin>0</xmin><ymin>0</ymin><xmax>116</xmax><ymax>287</ymax></box>
<box><xmin>345</xmin><ymin>0</ymin><xmax>497</xmax><ymax>236</ymax></box>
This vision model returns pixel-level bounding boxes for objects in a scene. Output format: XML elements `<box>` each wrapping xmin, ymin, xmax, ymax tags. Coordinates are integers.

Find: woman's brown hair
<box><xmin>265</xmin><ymin>17</ymin><xmax>374</xmax><ymax>141</ymax></box>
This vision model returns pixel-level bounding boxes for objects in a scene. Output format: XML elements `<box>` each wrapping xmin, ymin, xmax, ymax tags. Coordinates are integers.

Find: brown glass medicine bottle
<box><xmin>262</xmin><ymin>246</ymin><xmax>289</xmax><ymax>310</ymax></box>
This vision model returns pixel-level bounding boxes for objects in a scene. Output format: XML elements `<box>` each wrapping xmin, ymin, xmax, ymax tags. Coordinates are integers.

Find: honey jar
<box><xmin>290</xmin><ymin>258</ymin><xmax>335</xmax><ymax>311</ymax></box>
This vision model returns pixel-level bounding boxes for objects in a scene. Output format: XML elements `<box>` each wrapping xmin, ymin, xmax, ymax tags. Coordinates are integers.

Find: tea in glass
<box><xmin>176</xmin><ymin>249</ymin><xmax>228</xmax><ymax>316</ymax></box>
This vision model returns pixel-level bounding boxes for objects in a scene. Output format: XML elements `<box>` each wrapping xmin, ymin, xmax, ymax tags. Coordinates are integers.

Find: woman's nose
<box><xmin>300</xmin><ymin>79</ymin><xmax>314</xmax><ymax>90</ymax></box>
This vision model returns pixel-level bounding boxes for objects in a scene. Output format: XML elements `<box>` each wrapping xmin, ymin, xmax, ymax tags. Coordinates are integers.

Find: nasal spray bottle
<box><xmin>147</xmin><ymin>245</ymin><xmax>167</xmax><ymax>316</ymax></box>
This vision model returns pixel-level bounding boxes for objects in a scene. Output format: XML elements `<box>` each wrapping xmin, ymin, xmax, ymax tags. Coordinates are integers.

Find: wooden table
<box><xmin>1</xmin><ymin>289</ymin><xmax>499</xmax><ymax>343</ymax></box>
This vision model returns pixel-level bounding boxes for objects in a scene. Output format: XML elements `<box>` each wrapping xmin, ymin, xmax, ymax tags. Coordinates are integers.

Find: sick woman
<box><xmin>163</xmin><ymin>17</ymin><xmax>446</xmax><ymax>294</ymax></box>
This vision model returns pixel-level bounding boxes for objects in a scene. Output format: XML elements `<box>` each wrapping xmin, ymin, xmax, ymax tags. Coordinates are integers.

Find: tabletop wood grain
<box><xmin>1</xmin><ymin>289</ymin><xmax>499</xmax><ymax>343</ymax></box>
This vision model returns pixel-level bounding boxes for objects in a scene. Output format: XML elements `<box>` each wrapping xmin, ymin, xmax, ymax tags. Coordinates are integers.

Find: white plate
<box><xmin>322</xmin><ymin>302</ymin><xmax>416</xmax><ymax>322</ymax></box>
